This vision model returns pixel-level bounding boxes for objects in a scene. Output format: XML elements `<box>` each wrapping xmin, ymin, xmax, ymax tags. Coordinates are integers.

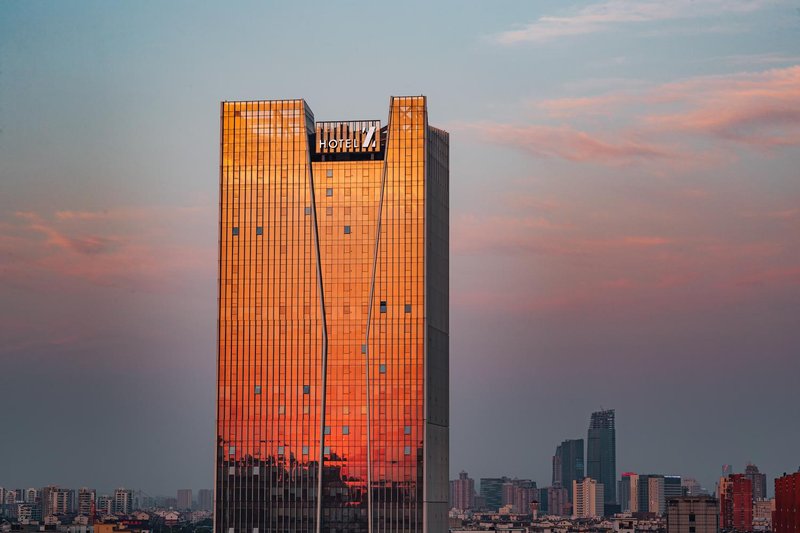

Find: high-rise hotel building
<box><xmin>215</xmin><ymin>96</ymin><xmax>449</xmax><ymax>533</ymax></box>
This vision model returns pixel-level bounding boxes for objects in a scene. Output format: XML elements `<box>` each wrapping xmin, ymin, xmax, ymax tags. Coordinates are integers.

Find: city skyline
<box><xmin>1</xmin><ymin>0</ymin><xmax>799</xmax><ymax>501</ymax></box>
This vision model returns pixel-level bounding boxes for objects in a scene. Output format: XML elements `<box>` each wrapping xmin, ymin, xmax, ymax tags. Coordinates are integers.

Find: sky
<box><xmin>1</xmin><ymin>0</ymin><xmax>799</xmax><ymax>497</ymax></box>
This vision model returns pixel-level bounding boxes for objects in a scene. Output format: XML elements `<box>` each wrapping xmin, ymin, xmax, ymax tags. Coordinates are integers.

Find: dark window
<box><xmin>254</xmin><ymin>385</ymin><xmax>261</xmax><ymax>394</ymax></box>
<box><xmin>232</xmin><ymin>227</ymin><xmax>239</xmax><ymax>236</ymax></box>
<box><xmin>404</xmin><ymin>425</ymin><xmax>411</xmax><ymax>434</ymax></box>
<box><xmin>689</xmin><ymin>515</ymin><xmax>696</xmax><ymax>523</ymax></box>
<box><xmin>326</xmin><ymin>169</ymin><xmax>333</xmax><ymax>178</ymax></box>
<box><xmin>326</xmin><ymin>188</ymin><xmax>333</xmax><ymax>197</ymax></box>
<box><xmin>256</xmin><ymin>226</ymin><xmax>263</xmax><ymax>235</ymax></box>
<box><xmin>404</xmin><ymin>304</ymin><xmax>412</xmax><ymax>313</ymax></box>
<box><xmin>689</xmin><ymin>528</ymin><xmax>695</xmax><ymax>533</ymax></box>
<box><xmin>380</xmin><ymin>301</ymin><xmax>387</xmax><ymax>313</ymax></box>
<box><xmin>304</xmin><ymin>207</ymin><xmax>311</xmax><ymax>216</ymax></box>
<box><xmin>277</xmin><ymin>446</ymin><xmax>284</xmax><ymax>456</ymax></box>
<box><xmin>342</xmin><ymin>426</ymin><xmax>350</xmax><ymax>435</ymax></box>
<box><xmin>404</xmin><ymin>446</ymin><xmax>411</xmax><ymax>455</ymax></box>
<box><xmin>344</xmin><ymin>225</ymin><xmax>351</xmax><ymax>234</ymax></box>
<box><xmin>324</xmin><ymin>426</ymin><xmax>330</xmax><ymax>435</ymax></box>
<box><xmin>303</xmin><ymin>385</ymin><xmax>310</xmax><ymax>394</ymax></box>
<box><xmin>379</xmin><ymin>364</ymin><xmax>386</xmax><ymax>374</ymax></box>
<box><xmin>361</xmin><ymin>344</ymin><xmax>367</xmax><ymax>354</ymax></box>
<box><xmin>324</xmin><ymin>446</ymin><xmax>330</xmax><ymax>455</ymax></box>
<box><xmin>302</xmin><ymin>446</ymin><xmax>309</xmax><ymax>455</ymax></box>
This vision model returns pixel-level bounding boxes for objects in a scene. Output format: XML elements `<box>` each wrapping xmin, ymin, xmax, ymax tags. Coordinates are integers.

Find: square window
<box><xmin>232</xmin><ymin>227</ymin><xmax>239</xmax><ymax>236</ymax></box>
<box><xmin>404</xmin><ymin>425</ymin><xmax>411</xmax><ymax>435</ymax></box>
<box><xmin>361</xmin><ymin>344</ymin><xmax>367</xmax><ymax>354</ymax></box>
<box><xmin>304</xmin><ymin>207</ymin><xmax>311</xmax><ymax>216</ymax></box>
<box><xmin>256</xmin><ymin>226</ymin><xmax>263</xmax><ymax>235</ymax></box>
<box><xmin>326</xmin><ymin>169</ymin><xmax>333</xmax><ymax>178</ymax></box>
<box><xmin>404</xmin><ymin>446</ymin><xmax>411</xmax><ymax>455</ymax></box>
<box><xmin>229</xmin><ymin>446</ymin><xmax>235</xmax><ymax>455</ymax></box>
<box><xmin>254</xmin><ymin>385</ymin><xmax>261</xmax><ymax>394</ymax></box>
<box><xmin>277</xmin><ymin>446</ymin><xmax>284</xmax><ymax>456</ymax></box>
<box><xmin>326</xmin><ymin>188</ymin><xmax>333</xmax><ymax>197</ymax></box>
<box><xmin>252</xmin><ymin>466</ymin><xmax>259</xmax><ymax>475</ymax></box>
<box><xmin>342</xmin><ymin>426</ymin><xmax>350</xmax><ymax>435</ymax></box>
<box><xmin>228</xmin><ymin>468</ymin><xmax>235</xmax><ymax>476</ymax></box>
<box><xmin>379</xmin><ymin>364</ymin><xmax>386</xmax><ymax>374</ymax></box>
<box><xmin>324</xmin><ymin>446</ymin><xmax>331</xmax><ymax>455</ymax></box>
<box><xmin>404</xmin><ymin>304</ymin><xmax>412</xmax><ymax>313</ymax></box>
<box><xmin>324</xmin><ymin>426</ymin><xmax>331</xmax><ymax>435</ymax></box>
<box><xmin>303</xmin><ymin>385</ymin><xmax>310</xmax><ymax>394</ymax></box>
<box><xmin>689</xmin><ymin>515</ymin><xmax>696</xmax><ymax>523</ymax></box>
<box><xmin>302</xmin><ymin>446</ymin><xmax>309</xmax><ymax>455</ymax></box>
<box><xmin>344</xmin><ymin>225</ymin><xmax>351</xmax><ymax>234</ymax></box>
<box><xmin>380</xmin><ymin>301</ymin><xmax>387</xmax><ymax>313</ymax></box>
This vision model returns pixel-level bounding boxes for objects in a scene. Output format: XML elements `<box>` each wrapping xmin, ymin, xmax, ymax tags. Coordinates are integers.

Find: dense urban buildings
<box><xmin>215</xmin><ymin>97</ymin><xmax>450</xmax><ymax>533</ymax></box>
<box><xmin>587</xmin><ymin>409</ymin><xmax>617</xmax><ymax>509</ymax></box>
<box><xmin>719</xmin><ymin>473</ymin><xmax>753</xmax><ymax>531</ymax></box>
<box><xmin>480</xmin><ymin>477</ymin><xmax>508</xmax><ymax>512</ymax></box>
<box><xmin>774</xmin><ymin>471</ymin><xmax>800</xmax><ymax>533</ymax></box>
<box><xmin>554</xmin><ymin>439</ymin><xmax>585</xmax><ymax>502</ymax></box>
<box><xmin>666</xmin><ymin>496</ymin><xmax>719</xmax><ymax>533</ymax></box>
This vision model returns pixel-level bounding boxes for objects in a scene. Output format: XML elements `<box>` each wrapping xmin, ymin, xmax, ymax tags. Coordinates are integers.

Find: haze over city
<box><xmin>1</xmin><ymin>0</ymin><xmax>799</xmax><ymax>501</ymax></box>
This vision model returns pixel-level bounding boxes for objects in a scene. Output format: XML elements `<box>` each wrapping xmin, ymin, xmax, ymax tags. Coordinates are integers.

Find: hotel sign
<box><xmin>316</xmin><ymin>120</ymin><xmax>381</xmax><ymax>154</ymax></box>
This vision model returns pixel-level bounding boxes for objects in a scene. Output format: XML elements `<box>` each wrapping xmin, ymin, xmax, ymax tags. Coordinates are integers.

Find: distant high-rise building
<box><xmin>450</xmin><ymin>471</ymin><xmax>475</xmax><ymax>511</ymax></box>
<box><xmin>665</xmin><ymin>476</ymin><xmax>683</xmax><ymax>503</ymax></box>
<box><xmin>480</xmin><ymin>477</ymin><xmax>508</xmax><ymax>511</ymax></box>
<box><xmin>774</xmin><ymin>471</ymin><xmax>800</xmax><ymax>533</ymax></box>
<box><xmin>745</xmin><ymin>464</ymin><xmax>768</xmax><ymax>500</ymax></box>
<box><xmin>667</xmin><ymin>496</ymin><xmax>719</xmax><ymax>533</ymax></box>
<box><xmin>548</xmin><ymin>486</ymin><xmax>570</xmax><ymax>517</ymax></box>
<box><xmin>177</xmin><ymin>489</ymin><xmax>192</xmax><ymax>510</ymax></box>
<box><xmin>648</xmin><ymin>476</ymin><xmax>666</xmax><ymax>515</ymax></box>
<box><xmin>620</xmin><ymin>472</ymin><xmax>638</xmax><ymax>512</ymax></box>
<box><xmin>500</xmin><ymin>479</ymin><xmax>536</xmax><ymax>514</ymax></box>
<box><xmin>537</xmin><ymin>488</ymin><xmax>549</xmax><ymax>514</ymax></box>
<box><xmin>113</xmin><ymin>488</ymin><xmax>133</xmax><ymax>515</ymax></box>
<box><xmin>682</xmin><ymin>478</ymin><xmax>707</xmax><ymax>497</ymax></box>
<box><xmin>554</xmin><ymin>439</ymin><xmax>585</xmax><ymax>502</ymax></box>
<box><xmin>23</xmin><ymin>489</ymin><xmax>38</xmax><ymax>504</ymax></box>
<box><xmin>41</xmin><ymin>486</ymin><xmax>74</xmax><ymax>517</ymax></box>
<box><xmin>719</xmin><ymin>474</ymin><xmax>753</xmax><ymax>531</ymax></box>
<box><xmin>573</xmin><ymin>478</ymin><xmax>605</xmax><ymax>519</ymax></box>
<box><xmin>197</xmin><ymin>489</ymin><xmax>212</xmax><ymax>512</ymax></box>
<box><xmin>587</xmin><ymin>409</ymin><xmax>616</xmax><ymax>506</ymax></box>
<box><xmin>96</xmin><ymin>495</ymin><xmax>113</xmax><ymax>515</ymax></box>
<box><xmin>77</xmin><ymin>488</ymin><xmax>96</xmax><ymax>516</ymax></box>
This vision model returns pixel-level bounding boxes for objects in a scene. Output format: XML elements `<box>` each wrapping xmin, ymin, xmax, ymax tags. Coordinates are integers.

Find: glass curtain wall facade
<box><xmin>216</xmin><ymin>96</ymin><xmax>449</xmax><ymax>533</ymax></box>
<box><xmin>587</xmin><ymin>409</ymin><xmax>616</xmax><ymax>506</ymax></box>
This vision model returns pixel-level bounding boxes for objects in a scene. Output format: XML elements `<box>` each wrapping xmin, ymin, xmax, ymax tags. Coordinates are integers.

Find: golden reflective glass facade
<box><xmin>216</xmin><ymin>96</ymin><xmax>449</xmax><ymax>533</ymax></box>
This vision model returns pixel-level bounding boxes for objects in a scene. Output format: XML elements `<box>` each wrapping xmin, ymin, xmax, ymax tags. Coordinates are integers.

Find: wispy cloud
<box><xmin>459</xmin><ymin>122</ymin><xmax>677</xmax><ymax>164</ymax></box>
<box><xmin>492</xmin><ymin>0</ymin><xmax>774</xmax><ymax>44</ymax></box>
<box><xmin>463</xmin><ymin>65</ymin><xmax>800</xmax><ymax>165</ymax></box>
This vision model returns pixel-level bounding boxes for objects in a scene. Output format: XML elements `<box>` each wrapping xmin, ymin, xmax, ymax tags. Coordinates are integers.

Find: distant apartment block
<box><xmin>450</xmin><ymin>471</ymin><xmax>475</xmax><ymax>511</ymax></box>
<box><xmin>573</xmin><ymin>478</ymin><xmax>605</xmax><ymax>519</ymax></box>
<box><xmin>719</xmin><ymin>474</ymin><xmax>753</xmax><ymax>531</ymax></box>
<box><xmin>774</xmin><ymin>471</ymin><xmax>800</xmax><ymax>533</ymax></box>
<box><xmin>667</xmin><ymin>496</ymin><xmax>719</xmax><ymax>533</ymax></box>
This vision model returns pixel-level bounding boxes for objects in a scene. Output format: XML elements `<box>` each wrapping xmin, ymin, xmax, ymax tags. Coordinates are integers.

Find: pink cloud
<box><xmin>461</xmin><ymin>122</ymin><xmax>676</xmax><ymax>164</ymax></box>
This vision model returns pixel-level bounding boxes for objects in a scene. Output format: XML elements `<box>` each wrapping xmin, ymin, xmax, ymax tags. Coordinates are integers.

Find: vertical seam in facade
<box><xmin>309</xmin><ymin>116</ymin><xmax>329</xmax><ymax>533</ymax></box>
<box><xmin>364</xmin><ymin>107</ymin><xmax>392</xmax><ymax>533</ymax></box>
